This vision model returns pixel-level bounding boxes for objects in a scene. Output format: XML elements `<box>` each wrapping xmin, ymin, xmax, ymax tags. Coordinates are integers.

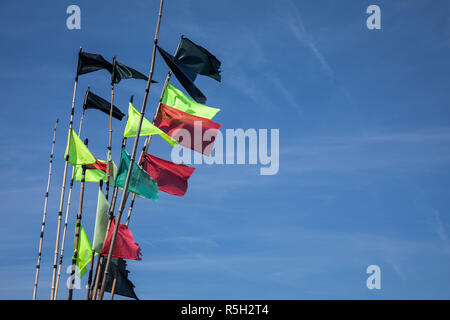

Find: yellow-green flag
<box><xmin>162</xmin><ymin>83</ymin><xmax>220</xmax><ymax>119</ymax></box>
<box><xmin>123</xmin><ymin>103</ymin><xmax>178</xmax><ymax>147</ymax></box>
<box><xmin>64</xmin><ymin>129</ymin><xmax>96</xmax><ymax>166</ymax></box>
<box><xmin>73</xmin><ymin>225</ymin><xmax>97</xmax><ymax>278</ymax></box>
<box><xmin>74</xmin><ymin>159</ymin><xmax>118</xmax><ymax>184</ymax></box>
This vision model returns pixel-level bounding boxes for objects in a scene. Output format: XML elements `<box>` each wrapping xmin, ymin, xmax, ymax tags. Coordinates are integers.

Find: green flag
<box><xmin>64</xmin><ymin>129</ymin><xmax>96</xmax><ymax>166</ymax></box>
<box><xmin>123</xmin><ymin>103</ymin><xmax>178</xmax><ymax>147</ymax></box>
<box><xmin>115</xmin><ymin>149</ymin><xmax>158</xmax><ymax>201</ymax></box>
<box><xmin>73</xmin><ymin>225</ymin><xmax>97</xmax><ymax>278</ymax></box>
<box><xmin>92</xmin><ymin>189</ymin><xmax>110</xmax><ymax>253</ymax></box>
<box><xmin>162</xmin><ymin>83</ymin><xmax>220</xmax><ymax>119</ymax></box>
<box><xmin>112</xmin><ymin>61</ymin><xmax>149</xmax><ymax>84</ymax></box>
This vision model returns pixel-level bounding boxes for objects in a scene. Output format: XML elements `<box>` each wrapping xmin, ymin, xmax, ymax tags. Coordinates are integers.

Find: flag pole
<box><xmin>50</xmin><ymin>47</ymin><xmax>82</xmax><ymax>299</ymax></box>
<box><xmin>53</xmin><ymin>86</ymin><xmax>90</xmax><ymax>299</ymax></box>
<box><xmin>124</xmin><ymin>38</ymin><xmax>180</xmax><ymax>228</ymax></box>
<box><xmin>106</xmin><ymin>56</ymin><xmax>116</xmax><ymax>201</ymax></box>
<box><xmin>86</xmin><ymin>179</ymin><xmax>103</xmax><ymax>299</ymax></box>
<box><xmin>98</xmin><ymin>0</ymin><xmax>165</xmax><ymax>300</ymax></box>
<box><xmin>91</xmin><ymin>136</ymin><xmax>128</xmax><ymax>299</ymax></box>
<box><xmin>110</xmin><ymin>36</ymin><xmax>179</xmax><ymax>302</ymax></box>
<box><xmin>125</xmin><ymin>69</ymin><xmax>173</xmax><ymax>227</ymax></box>
<box><xmin>68</xmin><ymin>138</ymin><xmax>89</xmax><ymax>300</ymax></box>
<box><xmin>32</xmin><ymin>118</ymin><xmax>59</xmax><ymax>300</ymax></box>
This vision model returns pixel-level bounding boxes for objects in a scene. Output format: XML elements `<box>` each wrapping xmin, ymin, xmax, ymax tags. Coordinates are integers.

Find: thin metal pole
<box><xmin>98</xmin><ymin>0</ymin><xmax>165</xmax><ymax>300</ymax></box>
<box><xmin>50</xmin><ymin>48</ymin><xmax>81</xmax><ymax>299</ymax></box>
<box><xmin>53</xmin><ymin>86</ymin><xmax>90</xmax><ymax>299</ymax></box>
<box><xmin>33</xmin><ymin>118</ymin><xmax>59</xmax><ymax>300</ymax></box>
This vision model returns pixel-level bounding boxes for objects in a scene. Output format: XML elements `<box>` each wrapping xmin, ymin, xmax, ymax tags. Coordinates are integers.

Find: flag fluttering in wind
<box><xmin>115</xmin><ymin>149</ymin><xmax>159</xmax><ymax>201</ymax></box>
<box><xmin>74</xmin><ymin>158</ymin><xmax>106</xmax><ymax>182</ymax></box>
<box><xmin>156</xmin><ymin>45</ymin><xmax>206</xmax><ymax>104</ymax></box>
<box><xmin>100</xmin><ymin>258</ymin><xmax>138</xmax><ymax>299</ymax></box>
<box><xmin>162</xmin><ymin>83</ymin><xmax>220</xmax><ymax>119</ymax></box>
<box><xmin>174</xmin><ymin>36</ymin><xmax>222</xmax><ymax>82</ymax></box>
<box><xmin>101</xmin><ymin>219</ymin><xmax>142</xmax><ymax>260</ymax></box>
<box><xmin>73</xmin><ymin>225</ymin><xmax>96</xmax><ymax>277</ymax></box>
<box><xmin>140</xmin><ymin>153</ymin><xmax>195</xmax><ymax>197</ymax></box>
<box><xmin>77</xmin><ymin>52</ymin><xmax>113</xmax><ymax>76</ymax></box>
<box><xmin>92</xmin><ymin>189</ymin><xmax>110</xmax><ymax>253</ymax></box>
<box><xmin>64</xmin><ymin>129</ymin><xmax>96</xmax><ymax>166</ymax></box>
<box><xmin>74</xmin><ymin>158</ymin><xmax>117</xmax><ymax>183</ymax></box>
<box><xmin>154</xmin><ymin>104</ymin><xmax>222</xmax><ymax>156</ymax></box>
<box><xmin>123</xmin><ymin>103</ymin><xmax>178</xmax><ymax>147</ymax></box>
<box><xmin>112</xmin><ymin>61</ymin><xmax>154</xmax><ymax>84</ymax></box>
<box><xmin>84</xmin><ymin>90</ymin><xmax>125</xmax><ymax>121</ymax></box>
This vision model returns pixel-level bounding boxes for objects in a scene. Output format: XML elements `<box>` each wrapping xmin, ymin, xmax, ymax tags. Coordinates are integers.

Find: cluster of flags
<box><xmin>51</xmin><ymin>35</ymin><xmax>223</xmax><ymax>299</ymax></box>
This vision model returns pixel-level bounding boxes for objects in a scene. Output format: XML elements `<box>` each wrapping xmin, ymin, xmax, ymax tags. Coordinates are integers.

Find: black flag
<box><xmin>156</xmin><ymin>45</ymin><xmax>206</xmax><ymax>104</ymax></box>
<box><xmin>175</xmin><ymin>36</ymin><xmax>222</xmax><ymax>82</ymax></box>
<box><xmin>112</xmin><ymin>61</ymin><xmax>157</xmax><ymax>84</ymax></box>
<box><xmin>77</xmin><ymin>51</ymin><xmax>113</xmax><ymax>76</ymax></box>
<box><xmin>100</xmin><ymin>258</ymin><xmax>138</xmax><ymax>300</ymax></box>
<box><xmin>84</xmin><ymin>90</ymin><xmax>125</xmax><ymax>121</ymax></box>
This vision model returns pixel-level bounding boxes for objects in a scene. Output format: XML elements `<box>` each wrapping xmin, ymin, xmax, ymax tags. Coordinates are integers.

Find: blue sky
<box><xmin>1</xmin><ymin>0</ymin><xmax>450</xmax><ymax>299</ymax></box>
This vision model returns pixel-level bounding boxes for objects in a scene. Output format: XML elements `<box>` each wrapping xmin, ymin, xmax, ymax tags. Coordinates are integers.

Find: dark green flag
<box><xmin>157</xmin><ymin>45</ymin><xmax>206</xmax><ymax>104</ymax></box>
<box><xmin>112</xmin><ymin>61</ymin><xmax>157</xmax><ymax>84</ymax></box>
<box><xmin>175</xmin><ymin>36</ymin><xmax>222</xmax><ymax>82</ymax></box>
<box><xmin>99</xmin><ymin>258</ymin><xmax>138</xmax><ymax>299</ymax></box>
<box><xmin>113</xmin><ymin>61</ymin><xmax>145</xmax><ymax>84</ymax></box>
<box><xmin>77</xmin><ymin>51</ymin><xmax>113</xmax><ymax>76</ymax></box>
<box><xmin>84</xmin><ymin>90</ymin><xmax>125</xmax><ymax>120</ymax></box>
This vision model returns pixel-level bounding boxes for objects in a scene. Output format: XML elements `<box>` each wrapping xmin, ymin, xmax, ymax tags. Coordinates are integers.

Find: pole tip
<box><xmin>130</xmin><ymin>95</ymin><xmax>134</xmax><ymax>103</ymax></box>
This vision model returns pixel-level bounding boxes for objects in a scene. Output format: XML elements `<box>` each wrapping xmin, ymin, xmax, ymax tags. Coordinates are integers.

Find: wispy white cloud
<box><xmin>280</xmin><ymin>128</ymin><xmax>450</xmax><ymax>173</ymax></box>
<box><xmin>284</xmin><ymin>0</ymin><xmax>334</xmax><ymax>80</ymax></box>
<box><xmin>433</xmin><ymin>210</ymin><xmax>450</xmax><ymax>255</ymax></box>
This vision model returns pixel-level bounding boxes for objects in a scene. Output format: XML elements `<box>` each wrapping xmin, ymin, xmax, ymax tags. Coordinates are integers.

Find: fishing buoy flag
<box><xmin>157</xmin><ymin>45</ymin><xmax>206</xmax><ymax>104</ymax></box>
<box><xmin>64</xmin><ymin>129</ymin><xmax>96</xmax><ymax>166</ymax></box>
<box><xmin>123</xmin><ymin>102</ymin><xmax>178</xmax><ymax>147</ymax></box>
<box><xmin>154</xmin><ymin>104</ymin><xmax>222</xmax><ymax>156</ymax></box>
<box><xmin>101</xmin><ymin>219</ymin><xmax>142</xmax><ymax>261</ymax></box>
<box><xmin>115</xmin><ymin>149</ymin><xmax>159</xmax><ymax>201</ymax></box>
<box><xmin>174</xmin><ymin>36</ymin><xmax>222</xmax><ymax>82</ymax></box>
<box><xmin>140</xmin><ymin>152</ymin><xmax>195</xmax><ymax>197</ymax></box>
<box><xmin>84</xmin><ymin>90</ymin><xmax>125</xmax><ymax>121</ymax></box>
<box><xmin>162</xmin><ymin>83</ymin><xmax>220</xmax><ymax>119</ymax></box>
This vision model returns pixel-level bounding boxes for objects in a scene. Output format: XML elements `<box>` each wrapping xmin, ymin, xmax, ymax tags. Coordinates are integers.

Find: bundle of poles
<box><xmin>32</xmin><ymin>0</ymin><xmax>168</xmax><ymax>300</ymax></box>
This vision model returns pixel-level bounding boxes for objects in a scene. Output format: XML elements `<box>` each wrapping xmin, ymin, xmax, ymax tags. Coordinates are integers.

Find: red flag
<box><xmin>154</xmin><ymin>104</ymin><xmax>222</xmax><ymax>156</ymax></box>
<box><xmin>140</xmin><ymin>153</ymin><xmax>195</xmax><ymax>197</ymax></box>
<box><xmin>101</xmin><ymin>219</ymin><xmax>142</xmax><ymax>260</ymax></box>
<box><xmin>85</xmin><ymin>158</ymin><xmax>107</xmax><ymax>172</ymax></box>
